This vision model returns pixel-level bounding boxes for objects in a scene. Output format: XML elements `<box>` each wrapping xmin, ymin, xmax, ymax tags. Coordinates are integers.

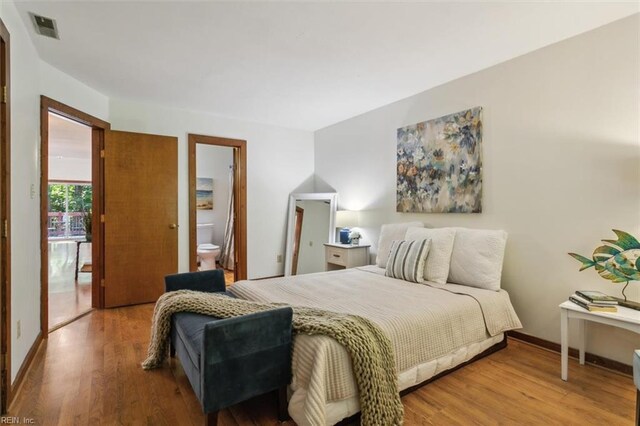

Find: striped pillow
<box><xmin>385</xmin><ymin>239</ymin><xmax>431</xmax><ymax>283</ymax></box>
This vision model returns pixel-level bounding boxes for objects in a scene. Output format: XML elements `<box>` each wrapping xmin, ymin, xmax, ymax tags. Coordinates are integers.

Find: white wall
<box><xmin>2</xmin><ymin>2</ymin><xmax>41</xmax><ymax>384</ymax></box>
<box><xmin>195</xmin><ymin>144</ymin><xmax>233</xmax><ymax>248</ymax></box>
<box><xmin>1</xmin><ymin>2</ymin><xmax>109</xmax><ymax>382</ymax></box>
<box><xmin>108</xmin><ymin>99</ymin><xmax>315</xmax><ymax>279</ymax></box>
<box><xmin>295</xmin><ymin>200</ymin><xmax>330</xmax><ymax>274</ymax></box>
<box><xmin>40</xmin><ymin>61</ymin><xmax>109</xmax><ymax>121</ymax></box>
<box><xmin>315</xmin><ymin>15</ymin><xmax>640</xmax><ymax>364</ymax></box>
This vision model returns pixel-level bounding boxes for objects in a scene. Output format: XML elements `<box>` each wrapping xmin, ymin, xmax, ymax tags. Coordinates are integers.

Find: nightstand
<box><xmin>559</xmin><ymin>300</ymin><xmax>640</xmax><ymax>381</ymax></box>
<box><xmin>324</xmin><ymin>243</ymin><xmax>370</xmax><ymax>271</ymax></box>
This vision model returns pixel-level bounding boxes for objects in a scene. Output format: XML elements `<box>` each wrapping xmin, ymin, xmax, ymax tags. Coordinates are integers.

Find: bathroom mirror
<box><xmin>284</xmin><ymin>193</ymin><xmax>337</xmax><ymax>276</ymax></box>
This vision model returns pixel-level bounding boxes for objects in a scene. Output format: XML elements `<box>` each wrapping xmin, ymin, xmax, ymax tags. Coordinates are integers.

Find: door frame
<box><xmin>188</xmin><ymin>134</ymin><xmax>247</xmax><ymax>281</ymax></box>
<box><xmin>0</xmin><ymin>17</ymin><xmax>10</xmax><ymax>413</ymax></box>
<box><xmin>40</xmin><ymin>96</ymin><xmax>110</xmax><ymax>333</ymax></box>
<box><xmin>291</xmin><ymin>206</ymin><xmax>303</xmax><ymax>275</ymax></box>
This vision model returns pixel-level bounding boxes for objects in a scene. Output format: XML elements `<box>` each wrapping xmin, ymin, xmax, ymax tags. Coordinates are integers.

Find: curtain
<box><xmin>219</xmin><ymin>166</ymin><xmax>235</xmax><ymax>270</ymax></box>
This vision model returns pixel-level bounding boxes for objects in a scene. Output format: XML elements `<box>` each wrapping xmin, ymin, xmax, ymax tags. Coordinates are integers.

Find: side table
<box><xmin>559</xmin><ymin>300</ymin><xmax>640</xmax><ymax>381</ymax></box>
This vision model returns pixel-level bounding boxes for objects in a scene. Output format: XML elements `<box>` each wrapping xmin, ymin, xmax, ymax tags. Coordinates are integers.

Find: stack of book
<box><xmin>569</xmin><ymin>290</ymin><xmax>618</xmax><ymax>312</ymax></box>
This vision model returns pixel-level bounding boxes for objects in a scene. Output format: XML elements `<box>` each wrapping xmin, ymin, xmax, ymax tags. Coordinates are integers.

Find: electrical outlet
<box><xmin>16</xmin><ymin>320</ymin><xmax>20</xmax><ymax>339</ymax></box>
<box><xmin>276</xmin><ymin>254</ymin><xmax>283</xmax><ymax>263</ymax></box>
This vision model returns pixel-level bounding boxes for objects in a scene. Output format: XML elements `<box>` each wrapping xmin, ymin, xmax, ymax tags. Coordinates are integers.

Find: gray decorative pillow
<box><xmin>385</xmin><ymin>239</ymin><xmax>431</xmax><ymax>283</ymax></box>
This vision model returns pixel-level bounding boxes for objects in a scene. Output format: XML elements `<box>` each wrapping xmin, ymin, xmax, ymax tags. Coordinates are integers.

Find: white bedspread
<box><xmin>229</xmin><ymin>266</ymin><xmax>521</xmax><ymax>425</ymax></box>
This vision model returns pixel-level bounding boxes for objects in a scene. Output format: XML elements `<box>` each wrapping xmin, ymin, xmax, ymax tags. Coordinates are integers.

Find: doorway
<box><xmin>40</xmin><ymin>97</ymin><xmax>110</xmax><ymax>333</ymax></box>
<box><xmin>46</xmin><ymin>114</ymin><xmax>93</xmax><ymax>329</ymax></box>
<box><xmin>42</xmin><ymin>99</ymin><xmax>180</xmax><ymax>317</ymax></box>
<box><xmin>292</xmin><ymin>207</ymin><xmax>303</xmax><ymax>275</ymax></box>
<box><xmin>188</xmin><ymin>134</ymin><xmax>247</xmax><ymax>282</ymax></box>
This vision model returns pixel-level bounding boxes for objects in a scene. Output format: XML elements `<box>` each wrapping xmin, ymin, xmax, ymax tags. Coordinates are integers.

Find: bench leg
<box><xmin>206</xmin><ymin>411</ymin><xmax>218</xmax><ymax>426</ymax></box>
<box><xmin>277</xmin><ymin>386</ymin><xmax>290</xmax><ymax>422</ymax></box>
<box><xmin>636</xmin><ymin>390</ymin><xmax>639</xmax><ymax>426</ymax></box>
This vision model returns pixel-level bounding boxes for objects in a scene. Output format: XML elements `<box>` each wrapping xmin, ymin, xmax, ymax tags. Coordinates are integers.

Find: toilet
<box><xmin>196</xmin><ymin>223</ymin><xmax>221</xmax><ymax>271</ymax></box>
<box><xmin>197</xmin><ymin>243</ymin><xmax>221</xmax><ymax>270</ymax></box>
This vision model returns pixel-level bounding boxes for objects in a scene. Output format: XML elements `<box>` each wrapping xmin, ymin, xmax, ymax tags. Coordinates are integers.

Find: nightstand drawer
<box><xmin>326</xmin><ymin>246</ymin><xmax>347</xmax><ymax>266</ymax></box>
<box><xmin>324</xmin><ymin>243</ymin><xmax>370</xmax><ymax>271</ymax></box>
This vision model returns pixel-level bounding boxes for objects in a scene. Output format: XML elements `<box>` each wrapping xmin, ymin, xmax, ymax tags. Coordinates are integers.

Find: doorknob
<box><xmin>169</xmin><ymin>224</ymin><xmax>178</xmax><ymax>229</ymax></box>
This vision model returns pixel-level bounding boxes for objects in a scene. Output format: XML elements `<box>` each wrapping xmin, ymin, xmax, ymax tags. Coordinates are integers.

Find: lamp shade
<box><xmin>335</xmin><ymin>210</ymin><xmax>359</xmax><ymax>228</ymax></box>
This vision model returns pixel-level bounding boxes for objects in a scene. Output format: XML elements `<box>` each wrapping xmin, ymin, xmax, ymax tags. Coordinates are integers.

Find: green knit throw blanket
<box><xmin>142</xmin><ymin>290</ymin><xmax>403</xmax><ymax>425</ymax></box>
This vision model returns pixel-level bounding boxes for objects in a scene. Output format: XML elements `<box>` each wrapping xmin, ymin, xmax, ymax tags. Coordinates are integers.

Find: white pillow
<box><xmin>447</xmin><ymin>228</ymin><xmax>508</xmax><ymax>291</ymax></box>
<box><xmin>375</xmin><ymin>222</ymin><xmax>424</xmax><ymax>267</ymax></box>
<box><xmin>405</xmin><ymin>227</ymin><xmax>456</xmax><ymax>284</ymax></box>
<box><xmin>385</xmin><ymin>239</ymin><xmax>431</xmax><ymax>283</ymax></box>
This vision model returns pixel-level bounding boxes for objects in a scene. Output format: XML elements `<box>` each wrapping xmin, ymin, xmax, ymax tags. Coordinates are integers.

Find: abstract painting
<box><xmin>396</xmin><ymin>107</ymin><xmax>483</xmax><ymax>213</ymax></box>
<box><xmin>196</xmin><ymin>177</ymin><xmax>214</xmax><ymax>210</ymax></box>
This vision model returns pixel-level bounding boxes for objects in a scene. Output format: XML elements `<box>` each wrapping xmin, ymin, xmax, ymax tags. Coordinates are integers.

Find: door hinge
<box><xmin>100</xmin><ymin>214</ymin><xmax>105</xmax><ymax>223</ymax></box>
<box><xmin>100</xmin><ymin>149</ymin><xmax>105</xmax><ymax>159</ymax></box>
<box><xmin>2</xmin><ymin>86</ymin><xmax>6</xmax><ymax>104</ymax></box>
<box><xmin>1</xmin><ymin>220</ymin><xmax>6</xmax><ymax>238</ymax></box>
<box><xmin>100</xmin><ymin>278</ymin><xmax>105</xmax><ymax>288</ymax></box>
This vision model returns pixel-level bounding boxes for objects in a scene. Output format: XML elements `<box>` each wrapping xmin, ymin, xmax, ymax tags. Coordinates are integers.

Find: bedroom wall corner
<box><xmin>108</xmin><ymin>98</ymin><xmax>315</xmax><ymax>279</ymax></box>
<box><xmin>313</xmin><ymin>14</ymin><xmax>640</xmax><ymax>364</ymax></box>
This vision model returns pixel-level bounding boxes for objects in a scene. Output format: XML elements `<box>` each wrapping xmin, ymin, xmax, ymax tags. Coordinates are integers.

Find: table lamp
<box><xmin>335</xmin><ymin>210</ymin><xmax>359</xmax><ymax>244</ymax></box>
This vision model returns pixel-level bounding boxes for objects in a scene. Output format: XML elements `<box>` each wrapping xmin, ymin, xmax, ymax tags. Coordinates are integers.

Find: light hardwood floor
<box><xmin>9</xmin><ymin>303</ymin><xmax>636</xmax><ymax>425</ymax></box>
<box><xmin>48</xmin><ymin>240</ymin><xmax>93</xmax><ymax>329</ymax></box>
<box><xmin>224</xmin><ymin>269</ymin><xmax>235</xmax><ymax>285</ymax></box>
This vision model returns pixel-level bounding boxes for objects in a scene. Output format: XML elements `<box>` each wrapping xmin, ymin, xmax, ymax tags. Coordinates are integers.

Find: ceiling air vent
<box><xmin>29</xmin><ymin>13</ymin><xmax>59</xmax><ymax>40</ymax></box>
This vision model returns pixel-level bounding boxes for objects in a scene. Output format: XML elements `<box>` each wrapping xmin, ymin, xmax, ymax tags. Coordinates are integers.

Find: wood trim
<box><xmin>9</xmin><ymin>332</ymin><xmax>42</xmax><ymax>405</ymax></box>
<box><xmin>40</xmin><ymin>96</ymin><xmax>110</xmax><ymax>130</ymax></box>
<box><xmin>187</xmin><ymin>134</ymin><xmax>247</xmax><ymax>281</ymax></box>
<box><xmin>47</xmin><ymin>309</ymin><xmax>93</xmax><ymax>333</ymax></box>
<box><xmin>40</xmin><ymin>97</ymin><xmax>111</xmax><ymax>334</ymax></box>
<box><xmin>508</xmin><ymin>330</ymin><xmax>632</xmax><ymax>376</ymax></box>
<box><xmin>0</xmin><ymin>17</ymin><xmax>10</xmax><ymax>413</ymax></box>
<box><xmin>91</xmin><ymin>129</ymin><xmax>104</xmax><ymax>309</ymax></box>
<box><xmin>335</xmin><ymin>335</ymin><xmax>509</xmax><ymax>426</ymax></box>
<box><xmin>188</xmin><ymin>138</ymin><xmax>196</xmax><ymax>272</ymax></box>
<box><xmin>292</xmin><ymin>207</ymin><xmax>303</xmax><ymax>275</ymax></box>
<box><xmin>39</xmin><ymin>100</ymin><xmax>48</xmax><ymax>336</ymax></box>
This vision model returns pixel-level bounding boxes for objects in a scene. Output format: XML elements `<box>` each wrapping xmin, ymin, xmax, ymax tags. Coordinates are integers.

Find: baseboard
<box><xmin>9</xmin><ymin>331</ymin><xmax>43</xmax><ymax>405</ymax></box>
<box><xmin>507</xmin><ymin>330</ymin><xmax>632</xmax><ymax>376</ymax></box>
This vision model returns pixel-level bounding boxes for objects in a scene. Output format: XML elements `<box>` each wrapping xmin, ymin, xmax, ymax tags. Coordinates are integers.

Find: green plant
<box><xmin>82</xmin><ymin>210</ymin><xmax>92</xmax><ymax>235</ymax></box>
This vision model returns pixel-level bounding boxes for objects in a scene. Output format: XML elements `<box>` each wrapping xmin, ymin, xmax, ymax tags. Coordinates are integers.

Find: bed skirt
<box><xmin>288</xmin><ymin>333</ymin><xmax>505</xmax><ymax>426</ymax></box>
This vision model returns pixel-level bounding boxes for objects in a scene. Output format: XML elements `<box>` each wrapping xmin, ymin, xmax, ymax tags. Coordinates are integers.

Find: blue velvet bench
<box><xmin>164</xmin><ymin>270</ymin><xmax>293</xmax><ymax>426</ymax></box>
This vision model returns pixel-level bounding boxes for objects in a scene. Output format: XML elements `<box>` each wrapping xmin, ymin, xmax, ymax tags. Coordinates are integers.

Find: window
<box><xmin>47</xmin><ymin>182</ymin><xmax>92</xmax><ymax>239</ymax></box>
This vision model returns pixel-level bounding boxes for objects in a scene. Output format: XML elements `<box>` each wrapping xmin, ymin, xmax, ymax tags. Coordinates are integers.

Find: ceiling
<box><xmin>16</xmin><ymin>1</ymin><xmax>639</xmax><ymax>131</ymax></box>
<box><xmin>48</xmin><ymin>112</ymin><xmax>92</xmax><ymax>161</ymax></box>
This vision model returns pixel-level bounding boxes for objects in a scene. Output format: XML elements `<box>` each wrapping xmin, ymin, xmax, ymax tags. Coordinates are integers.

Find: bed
<box><xmin>229</xmin><ymin>258</ymin><xmax>522</xmax><ymax>425</ymax></box>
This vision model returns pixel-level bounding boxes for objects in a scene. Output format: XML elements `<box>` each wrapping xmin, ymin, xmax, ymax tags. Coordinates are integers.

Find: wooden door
<box><xmin>292</xmin><ymin>207</ymin><xmax>304</xmax><ymax>275</ymax></box>
<box><xmin>104</xmin><ymin>130</ymin><xmax>178</xmax><ymax>307</ymax></box>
